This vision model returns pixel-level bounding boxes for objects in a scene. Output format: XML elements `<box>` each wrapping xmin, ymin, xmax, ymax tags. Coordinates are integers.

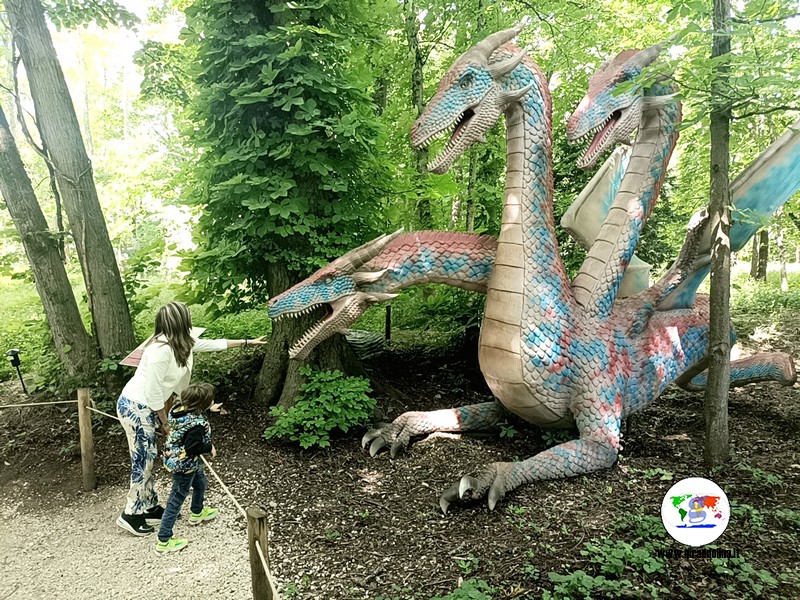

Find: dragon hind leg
<box><xmin>440</xmin><ymin>404</ymin><xmax>621</xmax><ymax>512</ymax></box>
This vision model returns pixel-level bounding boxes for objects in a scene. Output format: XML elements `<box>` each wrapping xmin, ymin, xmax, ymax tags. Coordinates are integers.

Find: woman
<box><xmin>115</xmin><ymin>301</ymin><xmax>265</xmax><ymax>536</ymax></box>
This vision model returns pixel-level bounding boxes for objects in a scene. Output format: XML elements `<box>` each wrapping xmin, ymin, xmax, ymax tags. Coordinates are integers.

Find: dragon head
<box><xmin>268</xmin><ymin>231</ymin><xmax>401</xmax><ymax>360</ymax></box>
<box><xmin>410</xmin><ymin>23</ymin><xmax>532</xmax><ymax>174</ymax></box>
<box><xmin>566</xmin><ymin>42</ymin><xmax>665</xmax><ymax>169</ymax></box>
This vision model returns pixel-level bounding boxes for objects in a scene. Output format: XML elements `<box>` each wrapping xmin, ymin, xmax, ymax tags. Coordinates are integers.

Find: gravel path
<box><xmin>0</xmin><ymin>483</ymin><xmax>257</xmax><ymax>600</ymax></box>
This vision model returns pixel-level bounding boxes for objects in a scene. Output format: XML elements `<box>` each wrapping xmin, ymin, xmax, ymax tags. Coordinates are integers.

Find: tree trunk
<box><xmin>749</xmin><ymin>235</ymin><xmax>759</xmax><ymax>278</ymax></box>
<box><xmin>777</xmin><ymin>223</ymin><xmax>788</xmax><ymax>292</ymax></box>
<box><xmin>466</xmin><ymin>147</ymin><xmax>480</xmax><ymax>232</ymax></box>
<box><xmin>755</xmin><ymin>229</ymin><xmax>769</xmax><ymax>280</ymax></box>
<box><xmin>0</xmin><ymin>105</ymin><xmax>96</xmax><ymax>379</ymax></box>
<box><xmin>254</xmin><ymin>263</ymin><xmax>364</xmax><ymax>410</ymax></box>
<box><xmin>403</xmin><ymin>1</ymin><xmax>431</xmax><ymax>228</ymax></box>
<box><xmin>704</xmin><ymin>0</ymin><xmax>733</xmax><ymax>468</ymax></box>
<box><xmin>6</xmin><ymin>0</ymin><xmax>136</xmax><ymax>358</ymax></box>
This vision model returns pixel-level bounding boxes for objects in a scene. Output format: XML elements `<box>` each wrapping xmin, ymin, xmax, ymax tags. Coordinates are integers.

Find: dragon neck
<box><xmin>478</xmin><ymin>59</ymin><xmax>576</xmax><ymax>424</ymax></box>
<box><xmin>571</xmin><ymin>88</ymin><xmax>681</xmax><ymax>317</ymax></box>
<box><xmin>492</xmin><ymin>59</ymin><xmax>574</xmax><ymax>316</ymax></box>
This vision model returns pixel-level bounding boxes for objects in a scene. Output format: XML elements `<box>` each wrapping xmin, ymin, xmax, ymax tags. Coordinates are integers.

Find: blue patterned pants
<box><xmin>117</xmin><ymin>396</ymin><xmax>159</xmax><ymax>515</ymax></box>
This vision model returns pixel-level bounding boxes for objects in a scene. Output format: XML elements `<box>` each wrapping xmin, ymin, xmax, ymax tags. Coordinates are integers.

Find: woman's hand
<box><xmin>248</xmin><ymin>336</ymin><xmax>267</xmax><ymax>346</ymax></box>
<box><xmin>210</xmin><ymin>445</ymin><xmax>217</xmax><ymax>458</ymax></box>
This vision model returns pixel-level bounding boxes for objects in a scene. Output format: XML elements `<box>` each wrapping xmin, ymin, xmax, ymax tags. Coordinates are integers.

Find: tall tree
<box><xmin>0</xmin><ymin>104</ymin><xmax>96</xmax><ymax>378</ymax></box>
<box><xmin>403</xmin><ymin>0</ymin><xmax>432</xmax><ymax>228</ymax></box>
<box><xmin>182</xmin><ymin>0</ymin><xmax>389</xmax><ymax>408</ymax></box>
<box><xmin>704</xmin><ymin>0</ymin><xmax>733</xmax><ymax>467</ymax></box>
<box><xmin>5</xmin><ymin>0</ymin><xmax>136</xmax><ymax>357</ymax></box>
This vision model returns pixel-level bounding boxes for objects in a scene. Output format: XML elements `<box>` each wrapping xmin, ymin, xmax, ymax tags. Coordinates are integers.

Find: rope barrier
<box><xmin>200</xmin><ymin>456</ymin><xmax>281</xmax><ymax>597</ymax></box>
<box><xmin>72</xmin><ymin>389</ymin><xmax>279</xmax><ymax>597</ymax></box>
<box><xmin>86</xmin><ymin>406</ymin><xmax>119</xmax><ymax>421</ymax></box>
<box><xmin>255</xmin><ymin>539</ymin><xmax>280</xmax><ymax>598</ymax></box>
<box><xmin>200</xmin><ymin>454</ymin><xmax>247</xmax><ymax>520</ymax></box>
<box><xmin>0</xmin><ymin>400</ymin><xmax>77</xmax><ymax>409</ymax></box>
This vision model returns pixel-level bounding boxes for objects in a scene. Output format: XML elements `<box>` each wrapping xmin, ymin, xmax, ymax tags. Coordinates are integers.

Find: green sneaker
<box><xmin>154</xmin><ymin>538</ymin><xmax>188</xmax><ymax>554</ymax></box>
<box><xmin>189</xmin><ymin>506</ymin><xmax>218</xmax><ymax>526</ymax></box>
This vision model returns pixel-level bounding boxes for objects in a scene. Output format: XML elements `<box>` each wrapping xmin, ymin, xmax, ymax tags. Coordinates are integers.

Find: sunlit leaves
<box><xmin>42</xmin><ymin>0</ymin><xmax>139</xmax><ymax>30</ymax></box>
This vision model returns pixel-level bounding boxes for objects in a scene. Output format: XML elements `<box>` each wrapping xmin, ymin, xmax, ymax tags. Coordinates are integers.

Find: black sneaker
<box><xmin>144</xmin><ymin>505</ymin><xmax>165</xmax><ymax>525</ymax></box>
<box><xmin>116</xmin><ymin>512</ymin><xmax>155</xmax><ymax>536</ymax></box>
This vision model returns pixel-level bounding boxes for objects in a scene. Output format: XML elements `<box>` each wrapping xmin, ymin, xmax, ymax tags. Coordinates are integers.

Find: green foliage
<box><xmin>456</xmin><ymin>555</ymin><xmax>480</xmax><ymax>576</ymax></box>
<box><xmin>42</xmin><ymin>0</ymin><xmax>139</xmax><ymax>30</ymax></box>
<box><xmin>358</xmin><ymin>286</ymin><xmax>484</xmax><ymax>340</ymax></box>
<box><xmin>430</xmin><ymin>579</ymin><xmax>495</xmax><ymax>600</ymax></box>
<box><xmin>498</xmin><ymin>422</ymin><xmax>519</xmax><ymax>439</ymax></box>
<box><xmin>735</xmin><ymin>462</ymin><xmax>785</xmax><ymax>487</ymax></box>
<box><xmin>264</xmin><ymin>366</ymin><xmax>374</xmax><ymax>449</ymax></box>
<box><xmin>541</xmin><ymin>429</ymin><xmax>574</xmax><ymax>447</ymax></box>
<box><xmin>774</xmin><ymin>508</ymin><xmax>800</xmax><ymax>530</ymax></box>
<box><xmin>711</xmin><ymin>554</ymin><xmax>779</xmax><ymax>596</ymax></box>
<box><xmin>193</xmin><ymin>306</ymin><xmax>272</xmax><ymax>340</ymax></box>
<box><xmin>544</xmin><ymin>510</ymin><xmax>669</xmax><ymax>599</ymax></box>
<box><xmin>134</xmin><ymin>41</ymin><xmax>190</xmax><ymax>106</ymax></box>
<box><xmin>122</xmin><ymin>234</ymin><xmax>167</xmax><ymax>317</ymax></box>
<box><xmin>181</xmin><ymin>0</ymin><xmax>390</xmax><ymax>310</ymax></box>
<box><xmin>581</xmin><ymin>539</ymin><xmax>665</xmax><ymax>576</ymax></box>
<box><xmin>732</xmin><ymin>271</ymin><xmax>800</xmax><ymax>314</ymax></box>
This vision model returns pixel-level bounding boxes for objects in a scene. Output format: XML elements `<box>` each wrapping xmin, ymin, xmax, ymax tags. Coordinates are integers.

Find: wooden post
<box><xmin>77</xmin><ymin>388</ymin><xmax>95</xmax><ymax>491</ymax></box>
<box><xmin>247</xmin><ymin>505</ymin><xmax>273</xmax><ymax>600</ymax></box>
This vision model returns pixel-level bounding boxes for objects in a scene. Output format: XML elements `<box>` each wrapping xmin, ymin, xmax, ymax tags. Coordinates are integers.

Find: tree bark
<box><xmin>777</xmin><ymin>223</ymin><xmax>788</xmax><ymax>291</ymax></box>
<box><xmin>749</xmin><ymin>235</ymin><xmax>759</xmax><ymax>278</ymax></box>
<box><xmin>6</xmin><ymin>0</ymin><xmax>136</xmax><ymax>358</ymax></box>
<box><xmin>403</xmin><ymin>1</ymin><xmax>431</xmax><ymax>228</ymax></box>
<box><xmin>704</xmin><ymin>0</ymin><xmax>733</xmax><ymax>468</ymax></box>
<box><xmin>755</xmin><ymin>229</ymin><xmax>769</xmax><ymax>280</ymax></box>
<box><xmin>0</xmin><ymin>105</ymin><xmax>96</xmax><ymax>378</ymax></box>
<box><xmin>466</xmin><ymin>148</ymin><xmax>479</xmax><ymax>232</ymax></box>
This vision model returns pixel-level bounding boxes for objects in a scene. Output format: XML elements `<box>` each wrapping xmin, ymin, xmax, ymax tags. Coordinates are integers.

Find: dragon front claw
<box><xmin>437</xmin><ymin>463</ymin><xmax>511</xmax><ymax>513</ymax></box>
<box><xmin>361</xmin><ymin>425</ymin><xmax>410</xmax><ymax>458</ymax></box>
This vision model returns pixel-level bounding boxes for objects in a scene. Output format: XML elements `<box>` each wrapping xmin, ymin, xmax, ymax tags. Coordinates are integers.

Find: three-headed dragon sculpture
<box><xmin>268</xmin><ymin>25</ymin><xmax>799</xmax><ymax>511</ymax></box>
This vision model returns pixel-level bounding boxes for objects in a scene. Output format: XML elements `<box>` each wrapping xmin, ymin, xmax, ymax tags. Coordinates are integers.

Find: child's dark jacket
<box><xmin>163</xmin><ymin>404</ymin><xmax>211</xmax><ymax>473</ymax></box>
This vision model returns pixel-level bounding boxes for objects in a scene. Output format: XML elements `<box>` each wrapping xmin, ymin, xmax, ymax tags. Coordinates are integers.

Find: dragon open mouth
<box><xmin>271</xmin><ymin>297</ymin><xmax>357</xmax><ymax>360</ymax></box>
<box><xmin>415</xmin><ymin>108</ymin><xmax>476</xmax><ymax>173</ymax></box>
<box><xmin>576</xmin><ymin>109</ymin><xmax>622</xmax><ymax>168</ymax></box>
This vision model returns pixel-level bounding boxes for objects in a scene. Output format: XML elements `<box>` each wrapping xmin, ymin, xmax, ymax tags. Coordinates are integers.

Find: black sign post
<box><xmin>5</xmin><ymin>349</ymin><xmax>27</xmax><ymax>395</ymax></box>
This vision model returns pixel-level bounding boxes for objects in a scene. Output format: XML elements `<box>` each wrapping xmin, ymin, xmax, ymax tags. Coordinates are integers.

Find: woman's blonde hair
<box><xmin>182</xmin><ymin>382</ymin><xmax>216</xmax><ymax>413</ymax></box>
<box><xmin>152</xmin><ymin>301</ymin><xmax>195</xmax><ymax>367</ymax></box>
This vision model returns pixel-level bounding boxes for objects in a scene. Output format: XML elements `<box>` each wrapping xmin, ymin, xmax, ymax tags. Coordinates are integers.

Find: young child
<box><xmin>155</xmin><ymin>382</ymin><xmax>220</xmax><ymax>554</ymax></box>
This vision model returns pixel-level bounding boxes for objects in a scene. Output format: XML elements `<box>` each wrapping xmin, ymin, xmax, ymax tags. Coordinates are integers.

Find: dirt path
<box><xmin>0</xmin><ymin>482</ymin><xmax>256</xmax><ymax>600</ymax></box>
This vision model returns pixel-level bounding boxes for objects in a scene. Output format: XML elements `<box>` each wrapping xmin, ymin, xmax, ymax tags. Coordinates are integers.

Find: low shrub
<box><xmin>264</xmin><ymin>366</ymin><xmax>374</xmax><ymax>449</ymax></box>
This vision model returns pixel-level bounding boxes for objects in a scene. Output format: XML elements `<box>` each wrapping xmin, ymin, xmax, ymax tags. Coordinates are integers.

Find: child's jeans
<box><xmin>158</xmin><ymin>464</ymin><xmax>208</xmax><ymax>542</ymax></box>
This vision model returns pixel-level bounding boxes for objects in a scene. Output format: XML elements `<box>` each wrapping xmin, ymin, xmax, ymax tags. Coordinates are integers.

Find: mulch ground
<box><xmin>1</xmin><ymin>326</ymin><xmax>799</xmax><ymax>599</ymax></box>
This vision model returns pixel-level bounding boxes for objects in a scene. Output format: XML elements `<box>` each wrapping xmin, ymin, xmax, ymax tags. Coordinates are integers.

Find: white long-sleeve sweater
<box><xmin>120</xmin><ymin>335</ymin><xmax>227</xmax><ymax>411</ymax></box>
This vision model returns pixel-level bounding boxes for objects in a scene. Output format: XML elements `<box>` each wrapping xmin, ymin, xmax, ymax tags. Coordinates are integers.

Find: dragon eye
<box><xmin>324</xmin><ymin>277</ymin><xmax>333</xmax><ymax>284</ymax></box>
<box><xmin>460</xmin><ymin>74</ymin><xmax>474</xmax><ymax>89</ymax></box>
